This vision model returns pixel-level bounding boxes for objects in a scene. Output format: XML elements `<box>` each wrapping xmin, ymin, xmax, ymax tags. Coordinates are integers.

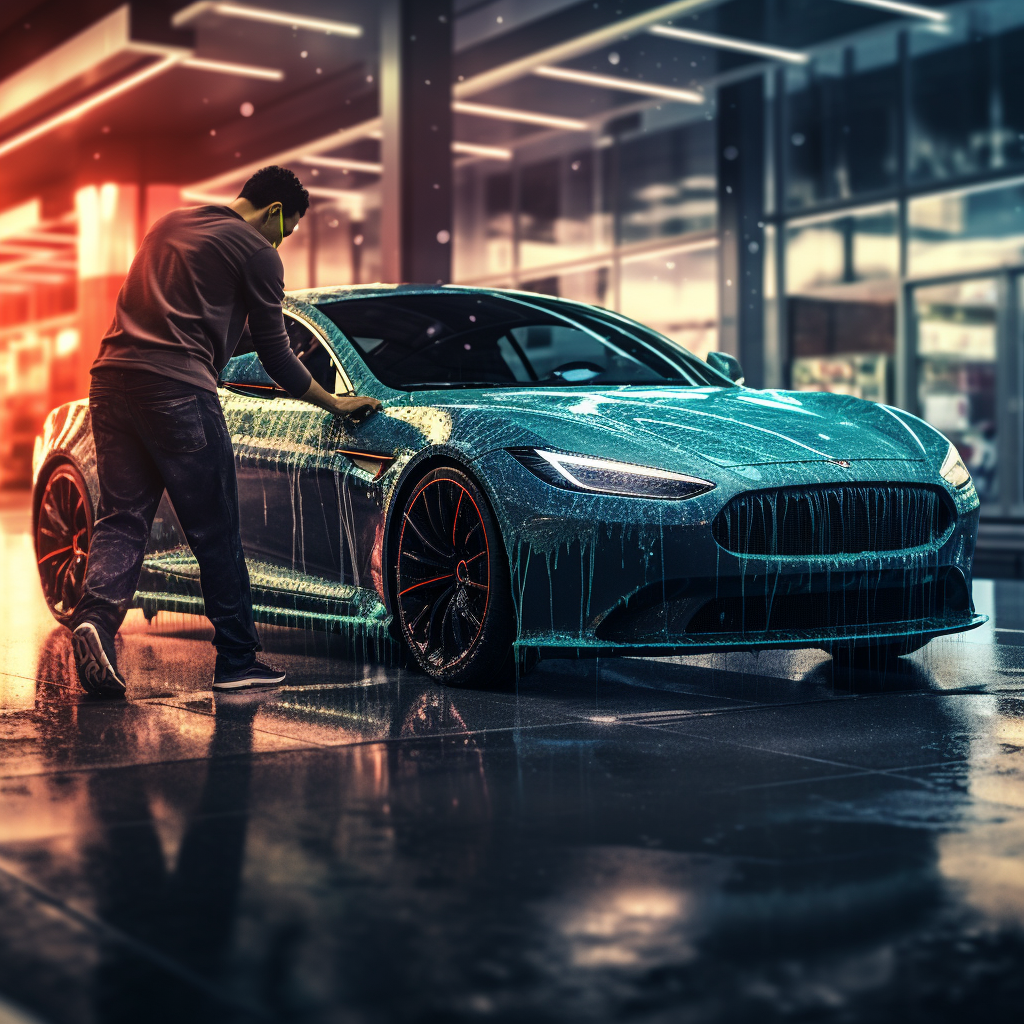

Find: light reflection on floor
<box><xmin>2</xmin><ymin>487</ymin><xmax>1024</xmax><ymax>1022</ymax></box>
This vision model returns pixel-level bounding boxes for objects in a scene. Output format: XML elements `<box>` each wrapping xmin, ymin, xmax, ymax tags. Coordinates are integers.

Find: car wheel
<box><xmin>395</xmin><ymin>466</ymin><xmax>516</xmax><ymax>688</ymax></box>
<box><xmin>35</xmin><ymin>463</ymin><xmax>93</xmax><ymax>625</ymax></box>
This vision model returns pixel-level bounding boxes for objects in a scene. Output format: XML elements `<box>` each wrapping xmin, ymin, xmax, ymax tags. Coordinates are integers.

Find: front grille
<box><xmin>712</xmin><ymin>484</ymin><xmax>953</xmax><ymax>557</ymax></box>
<box><xmin>685</xmin><ymin>571</ymin><xmax>970</xmax><ymax>635</ymax></box>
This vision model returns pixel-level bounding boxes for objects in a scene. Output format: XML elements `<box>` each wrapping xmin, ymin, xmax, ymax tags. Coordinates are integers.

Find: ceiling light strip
<box><xmin>301</xmin><ymin>155</ymin><xmax>383</xmax><ymax>174</ymax></box>
<box><xmin>172</xmin><ymin>2</ymin><xmax>362</xmax><ymax>36</ymax></box>
<box><xmin>649</xmin><ymin>24</ymin><xmax>808</xmax><ymax>63</ymax></box>
<box><xmin>534</xmin><ymin>66</ymin><xmax>703</xmax><ymax>104</ymax></box>
<box><xmin>454</xmin><ymin>0</ymin><xmax>722</xmax><ymax>98</ymax></box>
<box><xmin>452</xmin><ymin>101</ymin><xmax>590</xmax><ymax>131</ymax></box>
<box><xmin>181</xmin><ymin>56</ymin><xmax>284</xmax><ymax>81</ymax></box>
<box><xmin>0</xmin><ymin>54</ymin><xmax>181</xmax><ymax>160</ymax></box>
<box><xmin>451</xmin><ymin>141</ymin><xmax>512</xmax><ymax>160</ymax></box>
<box><xmin>832</xmin><ymin>0</ymin><xmax>948</xmax><ymax>21</ymax></box>
<box><xmin>185</xmin><ymin>117</ymin><xmax>381</xmax><ymax>195</ymax></box>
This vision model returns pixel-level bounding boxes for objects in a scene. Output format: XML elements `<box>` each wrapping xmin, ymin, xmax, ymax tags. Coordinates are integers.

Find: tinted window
<box><xmin>316</xmin><ymin>293</ymin><xmax>729</xmax><ymax>390</ymax></box>
<box><xmin>284</xmin><ymin>316</ymin><xmax>341</xmax><ymax>393</ymax></box>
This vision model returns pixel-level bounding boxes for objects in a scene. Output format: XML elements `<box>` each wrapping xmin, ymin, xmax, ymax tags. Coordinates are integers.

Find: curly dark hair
<box><xmin>238</xmin><ymin>165</ymin><xmax>310</xmax><ymax>218</ymax></box>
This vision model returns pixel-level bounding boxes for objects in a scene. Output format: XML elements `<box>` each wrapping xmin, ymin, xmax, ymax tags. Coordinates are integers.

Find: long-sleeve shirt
<box><xmin>91</xmin><ymin>205</ymin><xmax>312</xmax><ymax>397</ymax></box>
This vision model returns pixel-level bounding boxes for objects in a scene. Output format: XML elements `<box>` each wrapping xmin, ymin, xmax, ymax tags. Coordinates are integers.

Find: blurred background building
<box><xmin>0</xmin><ymin>0</ymin><xmax>1021</xmax><ymax>568</ymax></box>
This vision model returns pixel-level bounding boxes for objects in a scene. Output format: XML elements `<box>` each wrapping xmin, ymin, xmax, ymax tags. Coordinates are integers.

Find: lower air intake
<box><xmin>685</xmin><ymin>572</ymin><xmax>971</xmax><ymax>635</ymax></box>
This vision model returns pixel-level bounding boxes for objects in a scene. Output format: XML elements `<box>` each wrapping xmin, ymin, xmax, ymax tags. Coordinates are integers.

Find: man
<box><xmin>69</xmin><ymin>165</ymin><xmax>380</xmax><ymax>698</ymax></box>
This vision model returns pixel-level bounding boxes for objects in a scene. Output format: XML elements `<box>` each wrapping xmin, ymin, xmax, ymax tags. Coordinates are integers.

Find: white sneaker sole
<box><xmin>212</xmin><ymin>671</ymin><xmax>286</xmax><ymax>692</ymax></box>
<box><xmin>72</xmin><ymin>623</ymin><xmax>127</xmax><ymax>697</ymax></box>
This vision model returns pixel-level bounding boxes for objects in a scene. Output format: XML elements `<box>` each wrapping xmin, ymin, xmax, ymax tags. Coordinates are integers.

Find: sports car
<box><xmin>32</xmin><ymin>285</ymin><xmax>986</xmax><ymax>686</ymax></box>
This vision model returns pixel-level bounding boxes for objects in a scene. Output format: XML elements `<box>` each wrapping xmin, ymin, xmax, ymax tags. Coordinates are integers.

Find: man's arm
<box><xmin>242</xmin><ymin>248</ymin><xmax>381</xmax><ymax>423</ymax></box>
<box><xmin>300</xmin><ymin>378</ymin><xmax>382</xmax><ymax>423</ymax></box>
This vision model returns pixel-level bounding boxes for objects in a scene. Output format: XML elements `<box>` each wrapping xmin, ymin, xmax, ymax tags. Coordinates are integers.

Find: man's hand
<box><xmin>299</xmin><ymin>378</ymin><xmax>382</xmax><ymax>424</ymax></box>
<box><xmin>330</xmin><ymin>394</ymin><xmax>382</xmax><ymax>424</ymax></box>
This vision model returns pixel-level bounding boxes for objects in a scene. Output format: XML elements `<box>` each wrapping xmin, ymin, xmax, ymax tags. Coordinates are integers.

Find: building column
<box><xmin>75</xmin><ymin>183</ymin><xmax>138</xmax><ymax>398</ymax></box>
<box><xmin>718</xmin><ymin>76</ymin><xmax>765</xmax><ymax>389</ymax></box>
<box><xmin>380</xmin><ymin>0</ymin><xmax>453</xmax><ymax>285</ymax></box>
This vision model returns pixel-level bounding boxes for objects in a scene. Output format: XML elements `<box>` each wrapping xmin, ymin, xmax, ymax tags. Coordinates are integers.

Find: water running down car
<box><xmin>33</xmin><ymin>285</ymin><xmax>986</xmax><ymax>686</ymax></box>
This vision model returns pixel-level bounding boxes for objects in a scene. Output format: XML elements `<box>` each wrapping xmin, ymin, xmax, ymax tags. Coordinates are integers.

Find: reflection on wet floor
<box><xmin>3</xmin><ymin>489</ymin><xmax>1024</xmax><ymax>1022</ymax></box>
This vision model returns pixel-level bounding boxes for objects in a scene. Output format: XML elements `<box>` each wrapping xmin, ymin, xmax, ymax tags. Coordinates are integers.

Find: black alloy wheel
<box><xmin>395</xmin><ymin>466</ymin><xmax>515</xmax><ymax>687</ymax></box>
<box><xmin>36</xmin><ymin>464</ymin><xmax>93</xmax><ymax>624</ymax></box>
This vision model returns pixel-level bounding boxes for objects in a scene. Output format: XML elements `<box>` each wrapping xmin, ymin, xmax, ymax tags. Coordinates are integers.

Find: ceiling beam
<box><xmin>453</xmin><ymin>0</ymin><xmax>725</xmax><ymax>99</ymax></box>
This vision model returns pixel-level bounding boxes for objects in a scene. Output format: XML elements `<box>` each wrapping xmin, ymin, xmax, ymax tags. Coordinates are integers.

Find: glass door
<box><xmin>911</xmin><ymin>276</ymin><xmax>1001</xmax><ymax>506</ymax></box>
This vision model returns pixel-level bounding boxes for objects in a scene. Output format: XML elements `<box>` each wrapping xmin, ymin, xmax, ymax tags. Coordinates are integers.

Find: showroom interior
<box><xmin>4</xmin><ymin>2</ymin><xmax>1024</xmax><ymax>1022</ymax></box>
<box><xmin>4</xmin><ymin>0</ymin><xmax>1024</xmax><ymax>564</ymax></box>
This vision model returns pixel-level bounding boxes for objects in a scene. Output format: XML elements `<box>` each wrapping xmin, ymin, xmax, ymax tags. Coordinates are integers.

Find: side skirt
<box><xmin>133</xmin><ymin>548</ymin><xmax>399</xmax><ymax>661</ymax></box>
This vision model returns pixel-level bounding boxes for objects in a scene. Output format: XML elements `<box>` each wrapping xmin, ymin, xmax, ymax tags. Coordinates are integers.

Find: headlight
<box><xmin>940</xmin><ymin>442</ymin><xmax>971</xmax><ymax>489</ymax></box>
<box><xmin>508</xmin><ymin>448</ymin><xmax>715</xmax><ymax>500</ymax></box>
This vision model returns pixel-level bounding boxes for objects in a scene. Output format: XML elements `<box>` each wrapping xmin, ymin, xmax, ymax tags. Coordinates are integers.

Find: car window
<box><xmin>284</xmin><ymin>315</ymin><xmax>344</xmax><ymax>393</ymax></box>
<box><xmin>315</xmin><ymin>293</ymin><xmax>730</xmax><ymax>390</ymax></box>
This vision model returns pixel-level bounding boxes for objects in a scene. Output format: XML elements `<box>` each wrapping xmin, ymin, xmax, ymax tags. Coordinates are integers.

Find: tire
<box><xmin>394</xmin><ymin>465</ymin><xmax>517</xmax><ymax>688</ymax></box>
<box><xmin>34</xmin><ymin>462</ymin><xmax>94</xmax><ymax>625</ymax></box>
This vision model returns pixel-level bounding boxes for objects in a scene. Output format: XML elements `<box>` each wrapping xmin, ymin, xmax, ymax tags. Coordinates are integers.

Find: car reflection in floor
<box><xmin>2</xmin><ymin>493</ymin><xmax>1024</xmax><ymax>1022</ymax></box>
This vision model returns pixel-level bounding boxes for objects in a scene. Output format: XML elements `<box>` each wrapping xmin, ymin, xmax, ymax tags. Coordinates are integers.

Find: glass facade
<box><xmin>908</xmin><ymin>177</ymin><xmax>1024</xmax><ymax>278</ymax></box>
<box><xmin>452</xmin><ymin>108</ymin><xmax>718</xmax><ymax>348</ymax></box>
<box><xmin>908</xmin><ymin>3</ymin><xmax>1024</xmax><ymax>184</ymax></box>
<box><xmin>619</xmin><ymin>241</ymin><xmax>718</xmax><ymax>361</ymax></box>
<box><xmin>913</xmin><ymin>278</ymin><xmax>1000</xmax><ymax>501</ymax></box>
<box><xmin>784</xmin><ymin>35</ymin><xmax>900</xmax><ymax>210</ymax></box>
<box><xmin>770</xmin><ymin>1</ymin><xmax>1024</xmax><ymax>518</ymax></box>
<box><xmin>5</xmin><ymin>0</ymin><xmax>1024</xmax><ymax>524</ymax></box>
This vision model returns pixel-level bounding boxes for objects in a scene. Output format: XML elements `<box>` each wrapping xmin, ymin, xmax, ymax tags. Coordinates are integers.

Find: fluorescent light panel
<box><xmin>0</xmin><ymin>55</ymin><xmax>181</xmax><ymax>160</ymax></box>
<box><xmin>832</xmin><ymin>0</ymin><xmax>948</xmax><ymax>20</ymax></box>
<box><xmin>649</xmin><ymin>24</ymin><xmax>809</xmax><ymax>64</ymax></box>
<box><xmin>452</xmin><ymin>101</ymin><xmax>590</xmax><ymax>131</ymax></box>
<box><xmin>534</xmin><ymin>66</ymin><xmax>703</xmax><ymax>104</ymax></box>
<box><xmin>173</xmin><ymin>2</ymin><xmax>362</xmax><ymax>36</ymax></box>
<box><xmin>301</xmin><ymin>155</ymin><xmax>383</xmax><ymax>174</ymax></box>
<box><xmin>181</xmin><ymin>56</ymin><xmax>284</xmax><ymax>81</ymax></box>
<box><xmin>452</xmin><ymin>141</ymin><xmax>512</xmax><ymax>160</ymax></box>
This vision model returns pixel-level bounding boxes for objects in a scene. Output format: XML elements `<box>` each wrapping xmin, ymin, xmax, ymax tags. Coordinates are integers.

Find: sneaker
<box><xmin>212</xmin><ymin>659</ymin><xmax>286</xmax><ymax>692</ymax></box>
<box><xmin>72</xmin><ymin>622</ymin><xmax>127</xmax><ymax>698</ymax></box>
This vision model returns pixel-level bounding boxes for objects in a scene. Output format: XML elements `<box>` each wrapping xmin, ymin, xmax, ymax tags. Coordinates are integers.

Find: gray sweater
<box><xmin>91</xmin><ymin>205</ymin><xmax>312</xmax><ymax>397</ymax></box>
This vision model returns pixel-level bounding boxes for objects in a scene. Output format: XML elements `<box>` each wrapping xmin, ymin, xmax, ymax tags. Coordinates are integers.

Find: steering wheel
<box><xmin>546</xmin><ymin>361</ymin><xmax>604</xmax><ymax>382</ymax></box>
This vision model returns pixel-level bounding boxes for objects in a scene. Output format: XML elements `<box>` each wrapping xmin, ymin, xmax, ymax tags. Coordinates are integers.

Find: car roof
<box><xmin>285</xmin><ymin>283</ymin><xmax>585</xmax><ymax>309</ymax></box>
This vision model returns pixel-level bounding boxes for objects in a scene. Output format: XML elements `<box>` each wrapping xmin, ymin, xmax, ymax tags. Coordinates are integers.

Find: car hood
<box><xmin>433</xmin><ymin>386</ymin><xmax>939</xmax><ymax>470</ymax></box>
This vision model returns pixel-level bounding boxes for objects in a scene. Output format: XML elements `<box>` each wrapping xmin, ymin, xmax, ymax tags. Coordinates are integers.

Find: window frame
<box><xmin>284</xmin><ymin>309</ymin><xmax>354</xmax><ymax>396</ymax></box>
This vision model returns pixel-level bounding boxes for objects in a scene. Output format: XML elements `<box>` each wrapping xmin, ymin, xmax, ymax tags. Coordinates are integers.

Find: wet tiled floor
<box><xmin>2</xmin><ymin>487</ymin><xmax>1024</xmax><ymax>1022</ymax></box>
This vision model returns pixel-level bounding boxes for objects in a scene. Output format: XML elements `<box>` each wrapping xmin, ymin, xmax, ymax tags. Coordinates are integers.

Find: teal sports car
<box><xmin>33</xmin><ymin>285</ymin><xmax>985</xmax><ymax>686</ymax></box>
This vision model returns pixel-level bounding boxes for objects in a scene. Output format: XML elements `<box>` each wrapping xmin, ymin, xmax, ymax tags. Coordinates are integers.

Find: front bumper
<box><xmin>475</xmin><ymin>450</ymin><xmax>983</xmax><ymax>654</ymax></box>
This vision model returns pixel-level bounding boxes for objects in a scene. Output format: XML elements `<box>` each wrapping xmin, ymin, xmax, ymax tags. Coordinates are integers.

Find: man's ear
<box><xmin>261</xmin><ymin>202</ymin><xmax>282</xmax><ymax>224</ymax></box>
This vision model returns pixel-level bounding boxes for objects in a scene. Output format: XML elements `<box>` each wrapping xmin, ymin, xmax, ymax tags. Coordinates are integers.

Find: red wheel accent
<box><xmin>36</xmin><ymin>465</ymin><xmax>93</xmax><ymax>623</ymax></box>
<box><xmin>396</xmin><ymin>476</ymin><xmax>490</xmax><ymax>672</ymax></box>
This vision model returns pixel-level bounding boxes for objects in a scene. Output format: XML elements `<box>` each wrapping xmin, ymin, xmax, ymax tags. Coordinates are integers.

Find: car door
<box><xmin>220</xmin><ymin>310</ymin><xmax>411</xmax><ymax>589</ymax></box>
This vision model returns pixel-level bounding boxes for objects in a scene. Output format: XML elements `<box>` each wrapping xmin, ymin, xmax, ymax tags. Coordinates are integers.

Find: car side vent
<box><xmin>712</xmin><ymin>484</ymin><xmax>954</xmax><ymax>557</ymax></box>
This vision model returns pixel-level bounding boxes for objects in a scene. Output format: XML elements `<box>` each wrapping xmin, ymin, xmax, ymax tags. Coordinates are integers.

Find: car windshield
<box><xmin>315</xmin><ymin>292</ymin><xmax>731</xmax><ymax>390</ymax></box>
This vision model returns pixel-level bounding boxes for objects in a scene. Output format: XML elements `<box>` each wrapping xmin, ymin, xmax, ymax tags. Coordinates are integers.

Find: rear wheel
<box><xmin>35</xmin><ymin>463</ymin><xmax>93</xmax><ymax>625</ymax></box>
<box><xmin>395</xmin><ymin>466</ymin><xmax>515</xmax><ymax>688</ymax></box>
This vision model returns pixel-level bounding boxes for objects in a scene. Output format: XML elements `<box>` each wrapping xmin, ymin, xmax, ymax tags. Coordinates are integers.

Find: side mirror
<box><xmin>218</xmin><ymin>352</ymin><xmax>287</xmax><ymax>399</ymax></box>
<box><xmin>706</xmin><ymin>351</ymin><xmax>745</xmax><ymax>385</ymax></box>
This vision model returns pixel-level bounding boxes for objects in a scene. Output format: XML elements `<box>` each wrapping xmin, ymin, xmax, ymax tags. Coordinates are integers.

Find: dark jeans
<box><xmin>72</xmin><ymin>368</ymin><xmax>260</xmax><ymax>673</ymax></box>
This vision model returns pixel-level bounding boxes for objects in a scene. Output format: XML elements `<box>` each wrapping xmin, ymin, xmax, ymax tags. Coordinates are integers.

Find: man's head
<box><xmin>232</xmin><ymin>165</ymin><xmax>310</xmax><ymax>248</ymax></box>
